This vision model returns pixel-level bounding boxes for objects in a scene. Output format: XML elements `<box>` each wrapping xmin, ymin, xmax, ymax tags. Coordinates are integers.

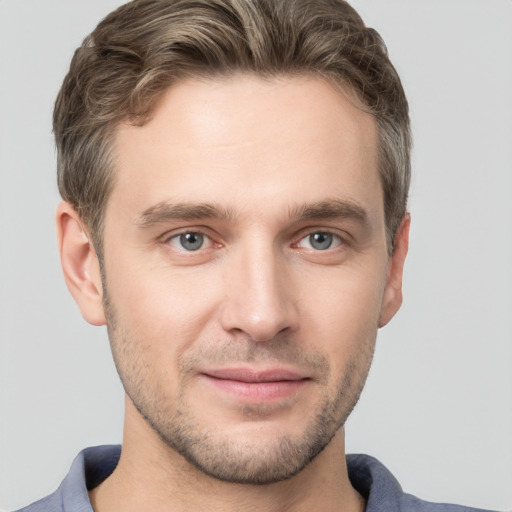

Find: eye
<box><xmin>168</xmin><ymin>232</ymin><xmax>208</xmax><ymax>251</ymax></box>
<box><xmin>298</xmin><ymin>232</ymin><xmax>342</xmax><ymax>251</ymax></box>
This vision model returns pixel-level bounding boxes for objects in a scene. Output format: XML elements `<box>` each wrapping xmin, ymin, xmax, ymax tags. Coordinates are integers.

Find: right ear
<box><xmin>56</xmin><ymin>202</ymin><xmax>106</xmax><ymax>326</ymax></box>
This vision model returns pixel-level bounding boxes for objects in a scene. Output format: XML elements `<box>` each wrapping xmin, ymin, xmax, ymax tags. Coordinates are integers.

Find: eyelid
<box><xmin>161</xmin><ymin>227</ymin><xmax>220</xmax><ymax>251</ymax></box>
<box><xmin>296</xmin><ymin>231</ymin><xmax>343</xmax><ymax>250</ymax></box>
<box><xmin>159</xmin><ymin>226</ymin><xmax>349</xmax><ymax>253</ymax></box>
<box><xmin>293</xmin><ymin>227</ymin><xmax>347</xmax><ymax>247</ymax></box>
<box><xmin>169</xmin><ymin>232</ymin><xmax>208</xmax><ymax>250</ymax></box>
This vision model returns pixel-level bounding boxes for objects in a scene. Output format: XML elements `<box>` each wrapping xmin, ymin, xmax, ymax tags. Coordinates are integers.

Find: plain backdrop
<box><xmin>1</xmin><ymin>0</ymin><xmax>511</xmax><ymax>510</ymax></box>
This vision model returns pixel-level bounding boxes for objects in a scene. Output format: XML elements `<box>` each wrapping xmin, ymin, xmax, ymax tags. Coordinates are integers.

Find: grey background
<box><xmin>1</xmin><ymin>0</ymin><xmax>511</xmax><ymax>510</ymax></box>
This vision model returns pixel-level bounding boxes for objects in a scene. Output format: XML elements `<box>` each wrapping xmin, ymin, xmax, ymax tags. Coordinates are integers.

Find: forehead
<box><xmin>109</xmin><ymin>74</ymin><xmax>381</xmax><ymax>224</ymax></box>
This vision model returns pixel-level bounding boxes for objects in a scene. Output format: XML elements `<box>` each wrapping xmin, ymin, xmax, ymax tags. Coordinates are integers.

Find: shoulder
<box><xmin>12</xmin><ymin>445</ymin><xmax>121</xmax><ymax>512</ymax></box>
<box><xmin>347</xmin><ymin>454</ymin><xmax>498</xmax><ymax>512</ymax></box>
<box><xmin>400</xmin><ymin>493</ymin><xmax>499</xmax><ymax>512</ymax></box>
<box><xmin>13</xmin><ymin>493</ymin><xmax>63</xmax><ymax>512</ymax></box>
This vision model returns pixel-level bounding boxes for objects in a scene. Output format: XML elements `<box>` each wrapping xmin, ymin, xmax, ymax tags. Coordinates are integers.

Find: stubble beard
<box><xmin>150</xmin><ymin>369</ymin><xmax>366</xmax><ymax>484</ymax></box>
<box><xmin>104</xmin><ymin>292</ymin><xmax>376</xmax><ymax>485</ymax></box>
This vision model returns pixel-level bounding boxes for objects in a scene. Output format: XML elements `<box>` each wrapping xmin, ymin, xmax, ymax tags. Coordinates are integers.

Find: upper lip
<box><xmin>202</xmin><ymin>368</ymin><xmax>308</xmax><ymax>383</ymax></box>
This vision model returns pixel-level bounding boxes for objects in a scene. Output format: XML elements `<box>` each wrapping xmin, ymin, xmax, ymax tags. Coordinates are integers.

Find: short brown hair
<box><xmin>54</xmin><ymin>0</ymin><xmax>411</xmax><ymax>256</ymax></box>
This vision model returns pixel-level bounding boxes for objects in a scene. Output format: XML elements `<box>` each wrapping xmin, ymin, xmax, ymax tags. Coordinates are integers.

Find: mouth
<box><xmin>200</xmin><ymin>367</ymin><xmax>310</xmax><ymax>402</ymax></box>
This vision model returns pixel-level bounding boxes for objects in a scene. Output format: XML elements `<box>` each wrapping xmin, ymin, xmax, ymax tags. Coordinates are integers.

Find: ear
<box><xmin>56</xmin><ymin>202</ymin><xmax>106</xmax><ymax>326</ymax></box>
<box><xmin>379</xmin><ymin>213</ymin><xmax>410</xmax><ymax>327</ymax></box>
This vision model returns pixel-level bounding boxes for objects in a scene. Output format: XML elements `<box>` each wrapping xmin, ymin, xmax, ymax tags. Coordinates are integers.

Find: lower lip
<box><xmin>202</xmin><ymin>375</ymin><xmax>308</xmax><ymax>401</ymax></box>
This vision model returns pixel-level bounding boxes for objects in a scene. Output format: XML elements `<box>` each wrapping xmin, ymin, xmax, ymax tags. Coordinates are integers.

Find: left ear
<box><xmin>379</xmin><ymin>213</ymin><xmax>410</xmax><ymax>327</ymax></box>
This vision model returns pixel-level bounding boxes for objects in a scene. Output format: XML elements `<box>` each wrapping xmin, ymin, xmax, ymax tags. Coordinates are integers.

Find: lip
<box><xmin>200</xmin><ymin>367</ymin><xmax>309</xmax><ymax>401</ymax></box>
<box><xmin>204</xmin><ymin>367</ymin><xmax>307</xmax><ymax>383</ymax></box>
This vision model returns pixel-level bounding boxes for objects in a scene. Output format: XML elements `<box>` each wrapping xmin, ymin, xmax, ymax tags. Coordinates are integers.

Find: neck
<box><xmin>89</xmin><ymin>397</ymin><xmax>365</xmax><ymax>512</ymax></box>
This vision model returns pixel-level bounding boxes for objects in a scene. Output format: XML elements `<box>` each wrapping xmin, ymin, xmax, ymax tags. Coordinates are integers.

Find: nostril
<box><xmin>277</xmin><ymin>326</ymin><xmax>290</xmax><ymax>337</ymax></box>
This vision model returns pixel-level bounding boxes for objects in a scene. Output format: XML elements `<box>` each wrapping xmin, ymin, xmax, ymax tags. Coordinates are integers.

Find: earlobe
<box><xmin>378</xmin><ymin>213</ymin><xmax>410</xmax><ymax>328</ymax></box>
<box><xmin>56</xmin><ymin>202</ymin><xmax>106</xmax><ymax>326</ymax></box>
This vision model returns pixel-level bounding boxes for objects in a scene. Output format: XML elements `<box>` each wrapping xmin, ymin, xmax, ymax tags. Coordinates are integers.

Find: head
<box><xmin>56</xmin><ymin>0</ymin><xmax>411</xmax><ymax>485</ymax></box>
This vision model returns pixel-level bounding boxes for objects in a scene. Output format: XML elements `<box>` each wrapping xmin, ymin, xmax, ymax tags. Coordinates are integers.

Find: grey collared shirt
<box><xmin>14</xmin><ymin>445</ymin><xmax>496</xmax><ymax>512</ymax></box>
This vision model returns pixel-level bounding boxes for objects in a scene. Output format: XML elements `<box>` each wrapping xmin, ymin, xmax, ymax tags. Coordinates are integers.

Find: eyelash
<box><xmin>163</xmin><ymin>229</ymin><xmax>346</xmax><ymax>253</ymax></box>
<box><xmin>164</xmin><ymin>230</ymin><xmax>216</xmax><ymax>252</ymax></box>
<box><xmin>294</xmin><ymin>231</ymin><xmax>344</xmax><ymax>251</ymax></box>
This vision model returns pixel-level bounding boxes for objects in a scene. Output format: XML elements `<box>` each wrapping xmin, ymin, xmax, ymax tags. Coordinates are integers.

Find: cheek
<box><xmin>106</xmin><ymin>260</ymin><xmax>224</xmax><ymax>355</ymax></box>
<box><xmin>297</xmin><ymin>264</ymin><xmax>386</xmax><ymax>372</ymax></box>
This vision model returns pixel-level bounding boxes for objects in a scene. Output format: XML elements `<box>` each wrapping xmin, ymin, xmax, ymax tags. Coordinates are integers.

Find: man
<box><xmin>14</xmin><ymin>0</ymin><xmax>499</xmax><ymax>511</ymax></box>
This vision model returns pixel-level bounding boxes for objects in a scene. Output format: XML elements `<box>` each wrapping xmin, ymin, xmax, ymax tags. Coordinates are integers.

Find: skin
<box><xmin>57</xmin><ymin>74</ymin><xmax>409</xmax><ymax>512</ymax></box>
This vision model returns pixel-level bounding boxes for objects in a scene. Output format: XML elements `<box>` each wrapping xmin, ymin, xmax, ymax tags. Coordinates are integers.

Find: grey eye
<box><xmin>298</xmin><ymin>232</ymin><xmax>342</xmax><ymax>251</ymax></box>
<box><xmin>308</xmin><ymin>232</ymin><xmax>333</xmax><ymax>250</ymax></box>
<box><xmin>174</xmin><ymin>232</ymin><xmax>205</xmax><ymax>251</ymax></box>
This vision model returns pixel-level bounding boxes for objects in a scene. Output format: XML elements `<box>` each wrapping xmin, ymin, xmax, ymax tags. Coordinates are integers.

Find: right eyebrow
<box><xmin>135</xmin><ymin>201</ymin><xmax>235</xmax><ymax>229</ymax></box>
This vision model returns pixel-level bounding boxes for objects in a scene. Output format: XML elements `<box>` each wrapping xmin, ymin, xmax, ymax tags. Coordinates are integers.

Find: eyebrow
<box><xmin>135</xmin><ymin>198</ymin><xmax>368</xmax><ymax>229</ymax></box>
<box><xmin>136</xmin><ymin>201</ymin><xmax>235</xmax><ymax>228</ymax></box>
<box><xmin>289</xmin><ymin>199</ymin><xmax>368</xmax><ymax>225</ymax></box>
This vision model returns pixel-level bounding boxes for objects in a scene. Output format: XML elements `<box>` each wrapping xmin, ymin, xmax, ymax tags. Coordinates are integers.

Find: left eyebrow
<box><xmin>289</xmin><ymin>199</ymin><xmax>369</xmax><ymax>226</ymax></box>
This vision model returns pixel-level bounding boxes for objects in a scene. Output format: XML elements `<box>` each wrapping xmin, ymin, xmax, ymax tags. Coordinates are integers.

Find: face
<box><xmin>91</xmin><ymin>75</ymin><xmax>406</xmax><ymax>483</ymax></box>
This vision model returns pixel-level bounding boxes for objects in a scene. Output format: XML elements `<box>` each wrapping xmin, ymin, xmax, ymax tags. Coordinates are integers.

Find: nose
<box><xmin>219</xmin><ymin>242</ymin><xmax>299</xmax><ymax>342</ymax></box>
